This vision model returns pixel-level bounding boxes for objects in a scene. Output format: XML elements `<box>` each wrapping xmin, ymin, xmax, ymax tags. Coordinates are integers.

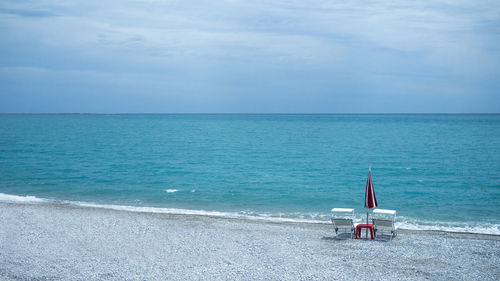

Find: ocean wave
<box><xmin>1</xmin><ymin>192</ymin><xmax>499</xmax><ymax>235</ymax></box>
<box><xmin>0</xmin><ymin>192</ymin><xmax>47</xmax><ymax>203</ymax></box>
<box><xmin>395</xmin><ymin>217</ymin><xmax>500</xmax><ymax>236</ymax></box>
<box><xmin>165</xmin><ymin>189</ymin><xmax>179</xmax><ymax>193</ymax></box>
<box><xmin>73</xmin><ymin>202</ymin><xmax>327</xmax><ymax>224</ymax></box>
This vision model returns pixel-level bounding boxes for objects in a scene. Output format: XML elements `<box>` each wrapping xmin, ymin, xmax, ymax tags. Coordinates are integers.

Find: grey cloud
<box><xmin>0</xmin><ymin>8</ymin><xmax>57</xmax><ymax>18</ymax></box>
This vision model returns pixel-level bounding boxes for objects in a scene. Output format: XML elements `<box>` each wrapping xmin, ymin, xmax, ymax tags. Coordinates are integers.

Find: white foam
<box><xmin>1</xmin><ymin>192</ymin><xmax>499</xmax><ymax>235</ymax></box>
<box><xmin>165</xmin><ymin>189</ymin><xmax>178</xmax><ymax>193</ymax></box>
<box><xmin>396</xmin><ymin>218</ymin><xmax>500</xmax><ymax>235</ymax></box>
<box><xmin>350</xmin><ymin>213</ymin><xmax>500</xmax><ymax>235</ymax></box>
<box><xmin>72</xmin><ymin>201</ymin><xmax>328</xmax><ymax>225</ymax></box>
<box><xmin>0</xmin><ymin>193</ymin><xmax>46</xmax><ymax>203</ymax></box>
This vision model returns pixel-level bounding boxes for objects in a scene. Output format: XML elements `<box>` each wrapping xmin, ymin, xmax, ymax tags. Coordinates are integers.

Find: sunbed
<box><xmin>331</xmin><ymin>208</ymin><xmax>355</xmax><ymax>239</ymax></box>
<box><xmin>372</xmin><ymin>209</ymin><xmax>397</xmax><ymax>241</ymax></box>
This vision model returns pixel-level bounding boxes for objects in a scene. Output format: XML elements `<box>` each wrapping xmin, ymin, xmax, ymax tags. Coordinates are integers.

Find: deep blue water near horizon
<box><xmin>1</xmin><ymin>114</ymin><xmax>499</xmax><ymax>234</ymax></box>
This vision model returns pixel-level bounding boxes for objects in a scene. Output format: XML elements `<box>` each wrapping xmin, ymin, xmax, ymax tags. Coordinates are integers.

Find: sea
<box><xmin>0</xmin><ymin>114</ymin><xmax>499</xmax><ymax>234</ymax></box>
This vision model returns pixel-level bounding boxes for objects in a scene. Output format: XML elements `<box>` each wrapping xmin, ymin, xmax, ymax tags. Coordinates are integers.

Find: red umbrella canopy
<box><xmin>364</xmin><ymin>169</ymin><xmax>378</xmax><ymax>209</ymax></box>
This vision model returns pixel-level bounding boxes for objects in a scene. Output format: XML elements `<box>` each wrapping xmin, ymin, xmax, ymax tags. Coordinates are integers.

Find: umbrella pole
<box><xmin>366</xmin><ymin>211</ymin><xmax>369</xmax><ymax>239</ymax></box>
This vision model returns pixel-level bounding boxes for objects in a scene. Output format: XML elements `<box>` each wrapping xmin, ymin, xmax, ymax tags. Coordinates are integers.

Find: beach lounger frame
<box><xmin>331</xmin><ymin>208</ymin><xmax>355</xmax><ymax>239</ymax></box>
<box><xmin>372</xmin><ymin>209</ymin><xmax>397</xmax><ymax>241</ymax></box>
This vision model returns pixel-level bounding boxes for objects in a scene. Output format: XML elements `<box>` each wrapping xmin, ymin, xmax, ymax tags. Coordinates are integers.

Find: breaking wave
<box><xmin>1</xmin><ymin>192</ymin><xmax>499</xmax><ymax>235</ymax></box>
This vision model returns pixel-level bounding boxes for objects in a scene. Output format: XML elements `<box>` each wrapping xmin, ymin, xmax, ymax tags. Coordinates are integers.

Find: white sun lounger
<box><xmin>331</xmin><ymin>208</ymin><xmax>355</xmax><ymax>239</ymax></box>
<box><xmin>372</xmin><ymin>209</ymin><xmax>397</xmax><ymax>241</ymax></box>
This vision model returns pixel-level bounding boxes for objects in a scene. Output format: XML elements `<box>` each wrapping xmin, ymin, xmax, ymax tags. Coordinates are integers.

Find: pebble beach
<box><xmin>1</xmin><ymin>202</ymin><xmax>499</xmax><ymax>280</ymax></box>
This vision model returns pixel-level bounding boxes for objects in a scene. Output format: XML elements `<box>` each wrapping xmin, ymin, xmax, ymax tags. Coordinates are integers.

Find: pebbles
<box><xmin>1</xmin><ymin>202</ymin><xmax>499</xmax><ymax>280</ymax></box>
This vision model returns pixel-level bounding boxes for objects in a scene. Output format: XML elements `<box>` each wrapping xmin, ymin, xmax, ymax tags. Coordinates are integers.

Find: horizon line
<box><xmin>1</xmin><ymin>112</ymin><xmax>499</xmax><ymax>115</ymax></box>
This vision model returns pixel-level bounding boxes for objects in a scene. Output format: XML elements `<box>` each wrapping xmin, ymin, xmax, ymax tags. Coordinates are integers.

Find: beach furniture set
<box><xmin>331</xmin><ymin>168</ymin><xmax>397</xmax><ymax>241</ymax></box>
<box><xmin>331</xmin><ymin>208</ymin><xmax>398</xmax><ymax>241</ymax></box>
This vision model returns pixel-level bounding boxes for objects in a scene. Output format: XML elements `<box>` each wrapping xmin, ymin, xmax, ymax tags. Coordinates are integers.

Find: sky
<box><xmin>0</xmin><ymin>0</ymin><xmax>499</xmax><ymax>113</ymax></box>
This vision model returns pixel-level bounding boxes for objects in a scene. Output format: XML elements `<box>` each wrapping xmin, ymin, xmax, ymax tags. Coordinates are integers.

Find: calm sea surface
<box><xmin>1</xmin><ymin>114</ymin><xmax>499</xmax><ymax>234</ymax></box>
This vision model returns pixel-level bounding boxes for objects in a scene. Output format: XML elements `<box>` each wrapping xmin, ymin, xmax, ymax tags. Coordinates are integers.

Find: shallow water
<box><xmin>0</xmin><ymin>114</ymin><xmax>499</xmax><ymax>234</ymax></box>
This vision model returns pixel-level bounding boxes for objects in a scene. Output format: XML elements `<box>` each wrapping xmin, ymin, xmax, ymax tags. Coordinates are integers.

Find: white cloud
<box><xmin>2</xmin><ymin>0</ymin><xmax>498</xmax><ymax>69</ymax></box>
<box><xmin>0</xmin><ymin>0</ymin><xmax>499</xmax><ymax>113</ymax></box>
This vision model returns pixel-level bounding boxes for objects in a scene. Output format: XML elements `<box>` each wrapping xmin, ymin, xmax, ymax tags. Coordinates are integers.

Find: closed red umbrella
<box><xmin>364</xmin><ymin>168</ymin><xmax>378</xmax><ymax>237</ymax></box>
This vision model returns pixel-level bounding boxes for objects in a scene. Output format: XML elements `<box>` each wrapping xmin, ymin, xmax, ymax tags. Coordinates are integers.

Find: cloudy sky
<box><xmin>1</xmin><ymin>0</ymin><xmax>499</xmax><ymax>113</ymax></box>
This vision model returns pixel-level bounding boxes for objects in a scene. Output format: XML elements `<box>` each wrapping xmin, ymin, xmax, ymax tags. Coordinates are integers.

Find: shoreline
<box><xmin>64</xmin><ymin>202</ymin><xmax>500</xmax><ymax>239</ymax></box>
<box><xmin>1</xmin><ymin>201</ymin><xmax>499</xmax><ymax>280</ymax></box>
<box><xmin>1</xmin><ymin>192</ymin><xmax>498</xmax><ymax>236</ymax></box>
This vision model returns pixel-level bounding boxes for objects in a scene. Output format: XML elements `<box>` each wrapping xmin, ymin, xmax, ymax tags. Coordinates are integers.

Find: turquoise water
<box><xmin>1</xmin><ymin>114</ymin><xmax>499</xmax><ymax>234</ymax></box>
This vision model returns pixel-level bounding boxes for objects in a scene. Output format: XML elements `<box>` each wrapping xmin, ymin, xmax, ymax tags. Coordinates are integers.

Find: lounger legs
<box><xmin>374</xmin><ymin>229</ymin><xmax>395</xmax><ymax>241</ymax></box>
